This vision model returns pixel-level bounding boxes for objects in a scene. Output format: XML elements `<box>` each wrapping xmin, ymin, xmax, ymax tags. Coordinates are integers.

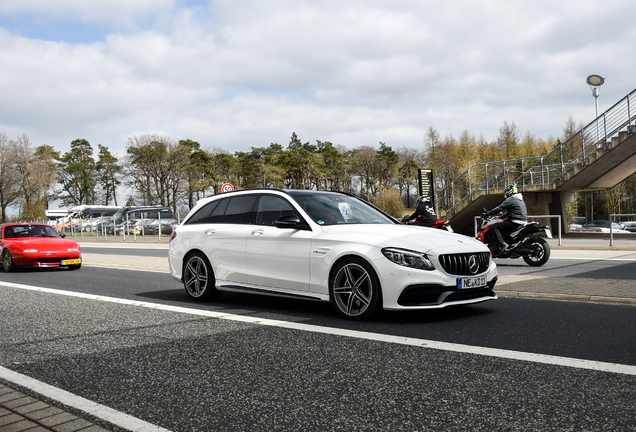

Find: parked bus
<box><xmin>45</xmin><ymin>209</ymin><xmax>71</xmax><ymax>221</ymax></box>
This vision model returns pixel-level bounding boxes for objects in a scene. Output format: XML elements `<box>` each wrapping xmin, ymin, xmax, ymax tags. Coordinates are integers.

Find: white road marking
<box><xmin>551</xmin><ymin>256</ymin><xmax>636</xmax><ymax>261</ymax></box>
<box><xmin>0</xmin><ymin>366</ymin><xmax>171</xmax><ymax>432</ymax></box>
<box><xmin>78</xmin><ymin>243</ymin><xmax>169</xmax><ymax>250</ymax></box>
<box><xmin>3</xmin><ymin>281</ymin><xmax>636</xmax><ymax>377</ymax></box>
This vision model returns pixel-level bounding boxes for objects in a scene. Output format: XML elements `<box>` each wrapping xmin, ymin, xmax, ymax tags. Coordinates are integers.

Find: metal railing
<box><xmin>435</xmin><ymin>88</ymin><xmax>636</xmax><ymax>218</ymax></box>
<box><xmin>47</xmin><ymin>212</ymin><xmax>180</xmax><ymax>241</ymax></box>
<box><xmin>610</xmin><ymin>213</ymin><xmax>636</xmax><ymax>246</ymax></box>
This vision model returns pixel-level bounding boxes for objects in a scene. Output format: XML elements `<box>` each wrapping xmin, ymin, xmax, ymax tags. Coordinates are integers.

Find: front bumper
<box><xmin>396</xmin><ymin>277</ymin><xmax>497</xmax><ymax>307</ymax></box>
<box><xmin>377</xmin><ymin>254</ymin><xmax>498</xmax><ymax>311</ymax></box>
<box><xmin>13</xmin><ymin>253</ymin><xmax>82</xmax><ymax>268</ymax></box>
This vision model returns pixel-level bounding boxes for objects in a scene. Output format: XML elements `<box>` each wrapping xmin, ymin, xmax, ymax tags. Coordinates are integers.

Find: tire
<box><xmin>68</xmin><ymin>264</ymin><xmax>82</xmax><ymax>270</ymax></box>
<box><xmin>3</xmin><ymin>249</ymin><xmax>17</xmax><ymax>273</ymax></box>
<box><xmin>330</xmin><ymin>257</ymin><xmax>382</xmax><ymax>320</ymax></box>
<box><xmin>183</xmin><ymin>252</ymin><xmax>222</xmax><ymax>301</ymax></box>
<box><xmin>522</xmin><ymin>237</ymin><xmax>550</xmax><ymax>266</ymax></box>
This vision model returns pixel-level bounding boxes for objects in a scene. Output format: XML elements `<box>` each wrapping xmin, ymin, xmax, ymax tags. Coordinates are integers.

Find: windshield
<box><xmin>4</xmin><ymin>225</ymin><xmax>61</xmax><ymax>239</ymax></box>
<box><xmin>112</xmin><ymin>210</ymin><xmax>126</xmax><ymax>225</ymax></box>
<box><xmin>289</xmin><ymin>192</ymin><xmax>396</xmax><ymax>226</ymax></box>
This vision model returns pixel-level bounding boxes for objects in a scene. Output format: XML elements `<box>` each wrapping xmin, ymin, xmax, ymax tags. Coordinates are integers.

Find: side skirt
<box><xmin>218</xmin><ymin>284</ymin><xmax>329</xmax><ymax>302</ymax></box>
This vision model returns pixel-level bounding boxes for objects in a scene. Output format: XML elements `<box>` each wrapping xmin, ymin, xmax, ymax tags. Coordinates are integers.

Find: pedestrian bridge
<box><xmin>436</xmin><ymin>88</ymin><xmax>636</xmax><ymax>235</ymax></box>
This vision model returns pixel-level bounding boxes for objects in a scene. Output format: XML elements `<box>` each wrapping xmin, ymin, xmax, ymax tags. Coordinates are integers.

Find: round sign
<box><xmin>221</xmin><ymin>183</ymin><xmax>234</xmax><ymax>193</ymax></box>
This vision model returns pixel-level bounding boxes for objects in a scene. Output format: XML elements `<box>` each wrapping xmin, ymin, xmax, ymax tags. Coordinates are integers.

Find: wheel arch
<box><xmin>181</xmin><ymin>248</ymin><xmax>211</xmax><ymax>281</ymax></box>
<box><xmin>327</xmin><ymin>253</ymin><xmax>384</xmax><ymax>298</ymax></box>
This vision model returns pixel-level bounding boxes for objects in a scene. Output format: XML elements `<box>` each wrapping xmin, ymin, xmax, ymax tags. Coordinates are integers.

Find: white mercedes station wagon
<box><xmin>169</xmin><ymin>189</ymin><xmax>497</xmax><ymax>320</ymax></box>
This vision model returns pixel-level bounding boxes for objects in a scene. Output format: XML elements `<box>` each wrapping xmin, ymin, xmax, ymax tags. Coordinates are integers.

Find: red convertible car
<box><xmin>1</xmin><ymin>223</ymin><xmax>82</xmax><ymax>272</ymax></box>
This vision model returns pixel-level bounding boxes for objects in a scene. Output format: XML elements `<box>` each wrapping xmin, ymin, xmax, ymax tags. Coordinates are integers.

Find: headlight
<box><xmin>68</xmin><ymin>248</ymin><xmax>79</xmax><ymax>252</ymax></box>
<box><xmin>23</xmin><ymin>249</ymin><xmax>38</xmax><ymax>253</ymax></box>
<box><xmin>382</xmin><ymin>248</ymin><xmax>435</xmax><ymax>271</ymax></box>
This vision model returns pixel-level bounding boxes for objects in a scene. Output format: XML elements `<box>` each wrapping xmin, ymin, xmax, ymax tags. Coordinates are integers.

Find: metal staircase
<box><xmin>435</xmin><ymin>88</ymin><xmax>636</xmax><ymax>227</ymax></box>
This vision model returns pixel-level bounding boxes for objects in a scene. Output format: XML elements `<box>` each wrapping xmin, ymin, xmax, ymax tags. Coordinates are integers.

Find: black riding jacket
<box><xmin>404</xmin><ymin>201</ymin><xmax>438</xmax><ymax>227</ymax></box>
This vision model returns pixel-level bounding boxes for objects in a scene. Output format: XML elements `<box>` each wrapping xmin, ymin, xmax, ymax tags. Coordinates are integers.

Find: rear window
<box><xmin>184</xmin><ymin>195</ymin><xmax>258</xmax><ymax>225</ymax></box>
<box><xmin>224</xmin><ymin>195</ymin><xmax>258</xmax><ymax>224</ymax></box>
<box><xmin>186</xmin><ymin>200</ymin><xmax>220</xmax><ymax>224</ymax></box>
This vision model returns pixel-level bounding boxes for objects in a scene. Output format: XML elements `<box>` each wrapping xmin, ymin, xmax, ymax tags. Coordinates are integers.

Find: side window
<box><xmin>223</xmin><ymin>195</ymin><xmax>258</xmax><ymax>224</ymax></box>
<box><xmin>186</xmin><ymin>201</ymin><xmax>220</xmax><ymax>225</ymax></box>
<box><xmin>256</xmin><ymin>195</ymin><xmax>297</xmax><ymax>226</ymax></box>
<box><xmin>208</xmin><ymin>198</ymin><xmax>230</xmax><ymax>223</ymax></box>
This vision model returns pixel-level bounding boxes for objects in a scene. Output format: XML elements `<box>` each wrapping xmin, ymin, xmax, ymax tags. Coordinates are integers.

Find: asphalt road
<box><xmin>1</xmin><ymin>252</ymin><xmax>636</xmax><ymax>431</ymax></box>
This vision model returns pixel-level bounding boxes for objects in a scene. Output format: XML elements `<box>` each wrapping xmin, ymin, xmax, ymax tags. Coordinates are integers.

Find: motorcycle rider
<box><xmin>481</xmin><ymin>184</ymin><xmax>528</xmax><ymax>254</ymax></box>
<box><xmin>402</xmin><ymin>195</ymin><xmax>438</xmax><ymax>227</ymax></box>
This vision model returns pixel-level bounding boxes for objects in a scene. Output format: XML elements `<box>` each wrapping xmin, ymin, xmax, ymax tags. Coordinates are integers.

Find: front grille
<box><xmin>442</xmin><ymin>288</ymin><xmax>497</xmax><ymax>303</ymax></box>
<box><xmin>438</xmin><ymin>252</ymin><xmax>490</xmax><ymax>276</ymax></box>
<box><xmin>36</xmin><ymin>258</ymin><xmax>68</xmax><ymax>263</ymax></box>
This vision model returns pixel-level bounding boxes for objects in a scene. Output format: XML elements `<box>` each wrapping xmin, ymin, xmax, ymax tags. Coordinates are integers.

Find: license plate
<box><xmin>62</xmin><ymin>258</ymin><xmax>81</xmax><ymax>265</ymax></box>
<box><xmin>458</xmin><ymin>276</ymin><xmax>486</xmax><ymax>289</ymax></box>
<box><xmin>545</xmin><ymin>228</ymin><xmax>553</xmax><ymax>238</ymax></box>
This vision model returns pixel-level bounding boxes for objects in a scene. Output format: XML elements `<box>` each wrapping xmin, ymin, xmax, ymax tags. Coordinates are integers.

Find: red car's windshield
<box><xmin>3</xmin><ymin>225</ymin><xmax>61</xmax><ymax>239</ymax></box>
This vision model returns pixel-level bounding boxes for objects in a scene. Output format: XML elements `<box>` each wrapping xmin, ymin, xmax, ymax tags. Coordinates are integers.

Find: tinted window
<box><xmin>208</xmin><ymin>198</ymin><xmax>229</xmax><ymax>223</ymax></box>
<box><xmin>224</xmin><ymin>195</ymin><xmax>258</xmax><ymax>224</ymax></box>
<box><xmin>256</xmin><ymin>195</ymin><xmax>297</xmax><ymax>226</ymax></box>
<box><xmin>186</xmin><ymin>201</ymin><xmax>220</xmax><ymax>225</ymax></box>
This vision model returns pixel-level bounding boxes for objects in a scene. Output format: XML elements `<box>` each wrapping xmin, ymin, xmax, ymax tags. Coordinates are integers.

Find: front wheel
<box><xmin>3</xmin><ymin>249</ymin><xmax>17</xmax><ymax>272</ymax></box>
<box><xmin>330</xmin><ymin>257</ymin><xmax>382</xmax><ymax>320</ymax></box>
<box><xmin>522</xmin><ymin>237</ymin><xmax>550</xmax><ymax>266</ymax></box>
<box><xmin>183</xmin><ymin>252</ymin><xmax>222</xmax><ymax>301</ymax></box>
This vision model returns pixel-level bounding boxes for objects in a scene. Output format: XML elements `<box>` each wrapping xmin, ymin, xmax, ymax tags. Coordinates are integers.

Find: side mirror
<box><xmin>60</xmin><ymin>232</ymin><xmax>66</xmax><ymax>238</ymax></box>
<box><xmin>274</xmin><ymin>215</ymin><xmax>306</xmax><ymax>230</ymax></box>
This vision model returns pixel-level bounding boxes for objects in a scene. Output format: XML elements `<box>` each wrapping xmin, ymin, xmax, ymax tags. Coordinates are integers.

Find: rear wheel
<box><xmin>330</xmin><ymin>257</ymin><xmax>381</xmax><ymax>320</ymax></box>
<box><xmin>522</xmin><ymin>237</ymin><xmax>550</xmax><ymax>266</ymax></box>
<box><xmin>183</xmin><ymin>252</ymin><xmax>222</xmax><ymax>301</ymax></box>
<box><xmin>3</xmin><ymin>250</ymin><xmax>17</xmax><ymax>272</ymax></box>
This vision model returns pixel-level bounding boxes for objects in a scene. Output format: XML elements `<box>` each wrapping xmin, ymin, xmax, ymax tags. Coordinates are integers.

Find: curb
<box><xmin>496</xmin><ymin>290</ymin><xmax>636</xmax><ymax>305</ymax></box>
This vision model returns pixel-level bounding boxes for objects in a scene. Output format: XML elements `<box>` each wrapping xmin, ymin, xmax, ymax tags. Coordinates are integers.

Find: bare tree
<box><xmin>11</xmin><ymin>134</ymin><xmax>56</xmax><ymax>220</ymax></box>
<box><xmin>125</xmin><ymin>134</ymin><xmax>187</xmax><ymax>209</ymax></box>
<box><xmin>0</xmin><ymin>131</ymin><xmax>21</xmax><ymax>221</ymax></box>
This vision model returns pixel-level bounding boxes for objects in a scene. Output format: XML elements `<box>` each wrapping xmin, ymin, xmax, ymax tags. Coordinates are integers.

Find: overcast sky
<box><xmin>1</xmin><ymin>0</ymin><xmax>635</xmax><ymax>160</ymax></box>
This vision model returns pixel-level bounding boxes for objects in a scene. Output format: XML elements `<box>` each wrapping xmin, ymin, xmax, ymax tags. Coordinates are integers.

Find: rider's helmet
<box><xmin>504</xmin><ymin>184</ymin><xmax>518</xmax><ymax>198</ymax></box>
<box><xmin>416</xmin><ymin>195</ymin><xmax>430</xmax><ymax>205</ymax></box>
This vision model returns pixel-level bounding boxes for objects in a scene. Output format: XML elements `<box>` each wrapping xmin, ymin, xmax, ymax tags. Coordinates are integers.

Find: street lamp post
<box><xmin>586</xmin><ymin>74</ymin><xmax>605</xmax><ymax>144</ymax></box>
<box><xmin>586</xmin><ymin>74</ymin><xmax>605</xmax><ymax>118</ymax></box>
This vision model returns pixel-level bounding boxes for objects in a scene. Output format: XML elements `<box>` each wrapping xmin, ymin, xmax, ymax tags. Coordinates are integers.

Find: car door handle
<box><xmin>251</xmin><ymin>229</ymin><xmax>264</xmax><ymax>236</ymax></box>
<box><xmin>204</xmin><ymin>228</ymin><xmax>216</xmax><ymax>236</ymax></box>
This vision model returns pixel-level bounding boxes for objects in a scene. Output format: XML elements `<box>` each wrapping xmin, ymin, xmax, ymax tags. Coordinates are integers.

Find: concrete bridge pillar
<box><xmin>524</xmin><ymin>191</ymin><xmax>573</xmax><ymax>234</ymax></box>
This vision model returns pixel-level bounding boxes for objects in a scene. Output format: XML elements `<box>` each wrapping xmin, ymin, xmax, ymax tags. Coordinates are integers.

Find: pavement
<box><xmin>2</xmin><ymin>233</ymin><xmax>636</xmax><ymax>431</ymax></box>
